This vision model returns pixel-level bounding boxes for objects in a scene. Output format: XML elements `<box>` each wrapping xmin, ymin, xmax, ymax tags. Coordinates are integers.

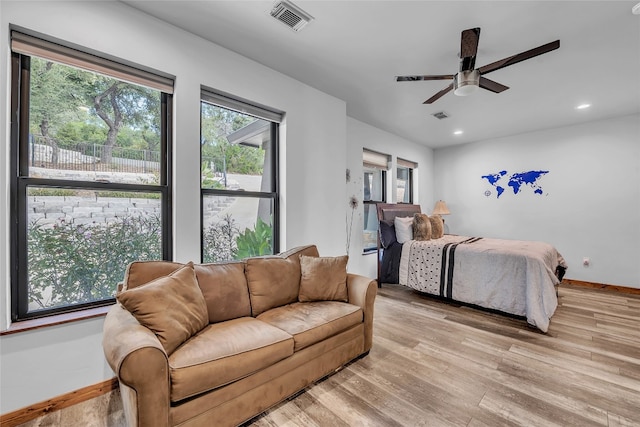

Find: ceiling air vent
<box><xmin>432</xmin><ymin>111</ymin><xmax>450</xmax><ymax>120</ymax></box>
<box><xmin>269</xmin><ymin>0</ymin><xmax>314</xmax><ymax>32</ymax></box>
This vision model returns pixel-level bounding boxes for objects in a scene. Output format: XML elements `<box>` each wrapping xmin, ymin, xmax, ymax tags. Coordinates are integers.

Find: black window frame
<box><xmin>363</xmin><ymin>168</ymin><xmax>387</xmax><ymax>204</ymax></box>
<box><xmin>362</xmin><ymin>166</ymin><xmax>387</xmax><ymax>254</ymax></box>
<box><xmin>199</xmin><ymin>90</ymin><xmax>281</xmax><ymax>262</ymax></box>
<box><xmin>397</xmin><ymin>165</ymin><xmax>414</xmax><ymax>204</ymax></box>
<box><xmin>9</xmin><ymin>43</ymin><xmax>173</xmax><ymax>322</ymax></box>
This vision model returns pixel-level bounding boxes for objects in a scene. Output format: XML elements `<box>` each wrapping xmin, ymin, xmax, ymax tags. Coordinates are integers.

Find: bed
<box><xmin>376</xmin><ymin>203</ymin><xmax>567</xmax><ymax>332</ymax></box>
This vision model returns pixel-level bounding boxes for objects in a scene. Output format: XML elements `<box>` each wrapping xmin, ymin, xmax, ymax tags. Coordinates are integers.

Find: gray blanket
<box><xmin>399</xmin><ymin>235</ymin><xmax>567</xmax><ymax>332</ymax></box>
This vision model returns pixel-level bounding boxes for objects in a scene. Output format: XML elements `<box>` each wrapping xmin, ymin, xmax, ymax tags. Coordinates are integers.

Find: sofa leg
<box><xmin>353</xmin><ymin>350</ymin><xmax>370</xmax><ymax>361</ymax></box>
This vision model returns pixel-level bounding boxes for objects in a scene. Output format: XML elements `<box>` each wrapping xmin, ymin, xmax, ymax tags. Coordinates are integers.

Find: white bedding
<box><xmin>399</xmin><ymin>235</ymin><xmax>567</xmax><ymax>332</ymax></box>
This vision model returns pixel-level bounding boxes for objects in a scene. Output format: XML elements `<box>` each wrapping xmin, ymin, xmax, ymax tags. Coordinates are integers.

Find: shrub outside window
<box><xmin>10</xmin><ymin>32</ymin><xmax>172</xmax><ymax>321</ymax></box>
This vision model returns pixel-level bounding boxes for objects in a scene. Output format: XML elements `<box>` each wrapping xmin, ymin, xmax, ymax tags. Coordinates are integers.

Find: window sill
<box><xmin>0</xmin><ymin>305</ymin><xmax>113</xmax><ymax>336</ymax></box>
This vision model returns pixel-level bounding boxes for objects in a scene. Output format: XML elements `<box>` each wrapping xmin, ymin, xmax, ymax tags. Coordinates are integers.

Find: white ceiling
<box><xmin>122</xmin><ymin>1</ymin><xmax>640</xmax><ymax>148</ymax></box>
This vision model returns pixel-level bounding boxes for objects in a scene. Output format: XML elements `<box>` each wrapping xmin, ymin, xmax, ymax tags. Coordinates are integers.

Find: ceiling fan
<box><xmin>396</xmin><ymin>28</ymin><xmax>560</xmax><ymax>104</ymax></box>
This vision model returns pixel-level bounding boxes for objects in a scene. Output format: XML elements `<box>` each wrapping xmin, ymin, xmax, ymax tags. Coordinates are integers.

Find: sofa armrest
<box><xmin>102</xmin><ymin>304</ymin><xmax>170</xmax><ymax>427</ymax></box>
<box><xmin>347</xmin><ymin>273</ymin><xmax>377</xmax><ymax>352</ymax></box>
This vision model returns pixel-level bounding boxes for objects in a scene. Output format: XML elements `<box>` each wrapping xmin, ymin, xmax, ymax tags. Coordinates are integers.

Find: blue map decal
<box><xmin>481</xmin><ymin>170</ymin><xmax>549</xmax><ymax>198</ymax></box>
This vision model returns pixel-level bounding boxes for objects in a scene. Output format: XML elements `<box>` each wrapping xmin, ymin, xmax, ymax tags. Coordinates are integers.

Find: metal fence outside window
<box><xmin>29</xmin><ymin>135</ymin><xmax>160</xmax><ymax>174</ymax></box>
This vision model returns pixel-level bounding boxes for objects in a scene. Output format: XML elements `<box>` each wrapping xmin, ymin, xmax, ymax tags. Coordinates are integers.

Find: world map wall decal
<box><xmin>481</xmin><ymin>170</ymin><xmax>549</xmax><ymax>198</ymax></box>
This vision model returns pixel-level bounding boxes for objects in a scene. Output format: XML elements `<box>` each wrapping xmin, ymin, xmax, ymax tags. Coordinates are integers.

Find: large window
<box><xmin>10</xmin><ymin>32</ymin><xmax>173</xmax><ymax>321</ymax></box>
<box><xmin>200</xmin><ymin>90</ymin><xmax>280</xmax><ymax>262</ymax></box>
<box><xmin>397</xmin><ymin>158</ymin><xmax>416</xmax><ymax>204</ymax></box>
<box><xmin>362</xmin><ymin>149</ymin><xmax>388</xmax><ymax>253</ymax></box>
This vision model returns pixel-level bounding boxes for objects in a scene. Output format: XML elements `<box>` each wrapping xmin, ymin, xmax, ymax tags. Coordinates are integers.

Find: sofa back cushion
<box><xmin>278</xmin><ymin>244</ymin><xmax>320</xmax><ymax>263</ymax></box>
<box><xmin>194</xmin><ymin>262</ymin><xmax>251</xmax><ymax>323</ymax></box>
<box><xmin>116</xmin><ymin>262</ymin><xmax>209</xmax><ymax>355</ymax></box>
<box><xmin>245</xmin><ymin>245</ymin><xmax>320</xmax><ymax>316</ymax></box>
<box><xmin>123</xmin><ymin>260</ymin><xmax>184</xmax><ymax>290</ymax></box>
<box><xmin>245</xmin><ymin>257</ymin><xmax>299</xmax><ymax>316</ymax></box>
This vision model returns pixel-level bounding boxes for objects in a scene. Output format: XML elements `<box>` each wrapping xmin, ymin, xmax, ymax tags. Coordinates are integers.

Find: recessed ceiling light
<box><xmin>453</xmin><ymin>130</ymin><xmax>464</xmax><ymax>135</ymax></box>
<box><xmin>633</xmin><ymin>2</ymin><xmax>640</xmax><ymax>15</ymax></box>
<box><xmin>576</xmin><ymin>103</ymin><xmax>591</xmax><ymax>110</ymax></box>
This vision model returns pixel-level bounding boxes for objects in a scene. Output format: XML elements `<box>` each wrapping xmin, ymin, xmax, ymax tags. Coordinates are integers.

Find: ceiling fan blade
<box><xmin>479</xmin><ymin>76</ymin><xmax>509</xmax><ymax>93</ymax></box>
<box><xmin>397</xmin><ymin>74</ymin><xmax>454</xmax><ymax>82</ymax></box>
<box><xmin>479</xmin><ymin>40</ymin><xmax>560</xmax><ymax>75</ymax></box>
<box><xmin>423</xmin><ymin>83</ymin><xmax>454</xmax><ymax>104</ymax></box>
<box><xmin>460</xmin><ymin>27</ymin><xmax>480</xmax><ymax>71</ymax></box>
<box><xmin>460</xmin><ymin>28</ymin><xmax>480</xmax><ymax>57</ymax></box>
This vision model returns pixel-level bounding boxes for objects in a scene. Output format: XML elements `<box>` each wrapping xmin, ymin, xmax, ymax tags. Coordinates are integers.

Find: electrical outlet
<box><xmin>582</xmin><ymin>257</ymin><xmax>590</xmax><ymax>267</ymax></box>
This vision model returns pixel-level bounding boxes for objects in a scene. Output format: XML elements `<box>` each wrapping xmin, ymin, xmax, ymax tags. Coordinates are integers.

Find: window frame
<box><xmin>362</xmin><ymin>149</ymin><xmax>389</xmax><ymax>254</ymax></box>
<box><xmin>396</xmin><ymin>165</ymin><xmax>414</xmax><ymax>204</ymax></box>
<box><xmin>199</xmin><ymin>89</ymin><xmax>281</xmax><ymax>262</ymax></box>
<box><xmin>362</xmin><ymin>171</ymin><xmax>386</xmax><ymax>254</ymax></box>
<box><xmin>9</xmin><ymin>45</ymin><xmax>173</xmax><ymax>322</ymax></box>
<box><xmin>363</xmin><ymin>167</ymin><xmax>387</xmax><ymax>204</ymax></box>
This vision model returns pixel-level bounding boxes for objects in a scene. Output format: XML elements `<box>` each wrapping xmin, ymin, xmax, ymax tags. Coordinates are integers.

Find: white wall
<box><xmin>0</xmin><ymin>0</ymin><xmax>346</xmax><ymax>413</ymax></box>
<box><xmin>434</xmin><ymin>114</ymin><xmax>640</xmax><ymax>288</ymax></box>
<box><xmin>2</xmin><ymin>0</ymin><xmax>636</xmax><ymax>416</ymax></box>
<box><xmin>346</xmin><ymin>117</ymin><xmax>435</xmax><ymax>279</ymax></box>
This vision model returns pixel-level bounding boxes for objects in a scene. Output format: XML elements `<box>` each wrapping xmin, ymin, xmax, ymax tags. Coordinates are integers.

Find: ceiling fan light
<box><xmin>454</xmin><ymin>84</ymin><xmax>479</xmax><ymax>96</ymax></box>
<box><xmin>453</xmin><ymin>70</ymin><xmax>480</xmax><ymax>96</ymax></box>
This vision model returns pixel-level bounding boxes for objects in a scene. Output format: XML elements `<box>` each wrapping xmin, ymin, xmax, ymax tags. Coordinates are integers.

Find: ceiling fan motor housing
<box><xmin>454</xmin><ymin>70</ymin><xmax>480</xmax><ymax>96</ymax></box>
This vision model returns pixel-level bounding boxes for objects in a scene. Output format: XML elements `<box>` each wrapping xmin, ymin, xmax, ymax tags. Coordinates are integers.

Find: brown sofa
<box><xmin>102</xmin><ymin>245</ymin><xmax>377</xmax><ymax>427</ymax></box>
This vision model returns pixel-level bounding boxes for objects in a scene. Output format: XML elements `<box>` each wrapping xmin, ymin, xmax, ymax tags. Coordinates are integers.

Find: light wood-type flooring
<box><xmin>17</xmin><ymin>283</ymin><xmax>640</xmax><ymax>427</ymax></box>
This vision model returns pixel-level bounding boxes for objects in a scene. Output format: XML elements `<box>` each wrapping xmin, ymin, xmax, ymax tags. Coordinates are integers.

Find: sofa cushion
<box><xmin>257</xmin><ymin>301</ymin><xmax>363</xmax><ymax>351</ymax></box>
<box><xmin>245</xmin><ymin>257</ymin><xmax>300</xmax><ymax>316</ymax></box>
<box><xmin>116</xmin><ymin>262</ymin><xmax>209</xmax><ymax>355</ymax></box>
<box><xmin>122</xmin><ymin>260</ymin><xmax>184</xmax><ymax>290</ymax></box>
<box><xmin>194</xmin><ymin>262</ymin><xmax>251</xmax><ymax>323</ymax></box>
<box><xmin>299</xmin><ymin>255</ymin><xmax>349</xmax><ymax>302</ymax></box>
<box><xmin>168</xmin><ymin>317</ymin><xmax>294</xmax><ymax>402</ymax></box>
<box><xmin>279</xmin><ymin>244</ymin><xmax>320</xmax><ymax>265</ymax></box>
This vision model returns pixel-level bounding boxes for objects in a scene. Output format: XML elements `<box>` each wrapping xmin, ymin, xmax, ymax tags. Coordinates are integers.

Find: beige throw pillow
<box><xmin>122</xmin><ymin>260</ymin><xmax>184</xmax><ymax>291</ymax></box>
<box><xmin>412</xmin><ymin>213</ymin><xmax>432</xmax><ymax>241</ymax></box>
<box><xmin>116</xmin><ymin>262</ymin><xmax>209</xmax><ymax>355</ymax></box>
<box><xmin>430</xmin><ymin>214</ymin><xmax>444</xmax><ymax>239</ymax></box>
<box><xmin>299</xmin><ymin>255</ymin><xmax>349</xmax><ymax>302</ymax></box>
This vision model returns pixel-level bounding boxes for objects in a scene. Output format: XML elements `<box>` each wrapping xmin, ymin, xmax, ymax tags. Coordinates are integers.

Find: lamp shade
<box><xmin>432</xmin><ymin>200</ymin><xmax>450</xmax><ymax>215</ymax></box>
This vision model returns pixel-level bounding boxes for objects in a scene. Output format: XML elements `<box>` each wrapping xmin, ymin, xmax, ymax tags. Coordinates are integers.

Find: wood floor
<box><xmin>17</xmin><ymin>283</ymin><xmax>640</xmax><ymax>427</ymax></box>
<box><xmin>248</xmin><ymin>283</ymin><xmax>640</xmax><ymax>427</ymax></box>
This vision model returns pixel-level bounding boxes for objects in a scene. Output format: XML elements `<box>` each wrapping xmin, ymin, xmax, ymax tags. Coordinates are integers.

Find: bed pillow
<box><xmin>116</xmin><ymin>262</ymin><xmax>209</xmax><ymax>355</ymax></box>
<box><xmin>379</xmin><ymin>220</ymin><xmax>397</xmax><ymax>248</ymax></box>
<box><xmin>430</xmin><ymin>214</ymin><xmax>444</xmax><ymax>239</ymax></box>
<box><xmin>299</xmin><ymin>255</ymin><xmax>349</xmax><ymax>302</ymax></box>
<box><xmin>394</xmin><ymin>216</ymin><xmax>414</xmax><ymax>243</ymax></box>
<box><xmin>412</xmin><ymin>213</ymin><xmax>432</xmax><ymax>241</ymax></box>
